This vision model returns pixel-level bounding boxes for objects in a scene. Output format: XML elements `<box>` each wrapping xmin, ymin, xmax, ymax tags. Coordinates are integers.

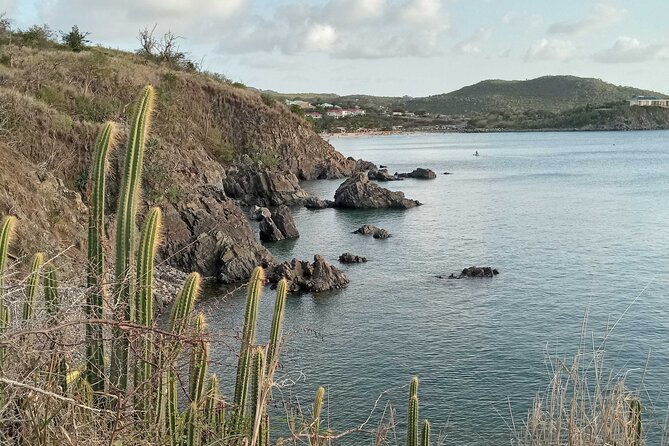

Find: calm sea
<box><xmin>200</xmin><ymin>131</ymin><xmax>669</xmax><ymax>445</ymax></box>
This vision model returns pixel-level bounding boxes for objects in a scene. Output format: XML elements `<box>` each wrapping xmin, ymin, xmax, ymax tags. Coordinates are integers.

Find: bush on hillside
<box><xmin>61</xmin><ymin>25</ymin><xmax>90</xmax><ymax>52</ymax></box>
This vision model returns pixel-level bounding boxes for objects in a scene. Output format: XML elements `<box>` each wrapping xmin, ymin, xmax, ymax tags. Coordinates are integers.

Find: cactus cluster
<box><xmin>0</xmin><ymin>84</ymin><xmax>436</xmax><ymax>446</ymax></box>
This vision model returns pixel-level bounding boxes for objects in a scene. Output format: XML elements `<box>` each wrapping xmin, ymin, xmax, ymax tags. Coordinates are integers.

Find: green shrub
<box><xmin>232</xmin><ymin>81</ymin><xmax>246</xmax><ymax>89</ymax></box>
<box><xmin>260</xmin><ymin>93</ymin><xmax>276</xmax><ymax>107</ymax></box>
<box><xmin>61</xmin><ymin>25</ymin><xmax>90</xmax><ymax>52</ymax></box>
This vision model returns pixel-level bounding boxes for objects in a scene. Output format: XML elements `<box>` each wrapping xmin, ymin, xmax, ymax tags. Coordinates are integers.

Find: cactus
<box><xmin>266</xmin><ymin>278</ymin><xmax>287</xmax><ymax>373</ymax></box>
<box><xmin>169</xmin><ymin>272</ymin><xmax>201</xmax><ymax>335</ymax></box>
<box><xmin>44</xmin><ymin>264</ymin><xmax>60</xmax><ymax>318</ymax></box>
<box><xmin>189</xmin><ymin>314</ymin><xmax>209</xmax><ymax>405</ymax></box>
<box><xmin>203</xmin><ymin>374</ymin><xmax>223</xmax><ymax>443</ymax></box>
<box><xmin>0</xmin><ymin>216</ymin><xmax>16</xmax><ymax>368</ymax></box>
<box><xmin>23</xmin><ymin>252</ymin><xmax>43</xmax><ymax>321</ymax></box>
<box><xmin>233</xmin><ymin>266</ymin><xmax>264</xmax><ymax>423</ymax></box>
<box><xmin>86</xmin><ymin>121</ymin><xmax>117</xmax><ymax>395</ymax></box>
<box><xmin>133</xmin><ymin>207</ymin><xmax>162</xmax><ymax>414</ymax></box>
<box><xmin>420</xmin><ymin>420</ymin><xmax>430</xmax><ymax>446</ymax></box>
<box><xmin>110</xmin><ymin>85</ymin><xmax>155</xmax><ymax>394</ymax></box>
<box><xmin>311</xmin><ymin>386</ymin><xmax>325</xmax><ymax>446</ymax></box>
<box><xmin>250</xmin><ymin>346</ymin><xmax>266</xmax><ymax>431</ymax></box>
<box><xmin>407</xmin><ymin>377</ymin><xmax>419</xmax><ymax>446</ymax></box>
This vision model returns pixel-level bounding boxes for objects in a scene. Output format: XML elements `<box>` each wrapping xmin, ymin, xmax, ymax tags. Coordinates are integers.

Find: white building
<box><xmin>629</xmin><ymin>96</ymin><xmax>669</xmax><ymax>107</ymax></box>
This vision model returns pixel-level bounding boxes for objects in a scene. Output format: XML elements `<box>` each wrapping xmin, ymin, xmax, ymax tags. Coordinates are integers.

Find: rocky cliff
<box><xmin>0</xmin><ymin>44</ymin><xmax>354</xmax><ymax>281</ymax></box>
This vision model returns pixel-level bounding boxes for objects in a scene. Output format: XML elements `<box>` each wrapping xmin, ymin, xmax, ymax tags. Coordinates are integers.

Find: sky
<box><xmin>1</xmin><ymin>0</ymin><xmax>668</xmax><ymax>97</ymax></box>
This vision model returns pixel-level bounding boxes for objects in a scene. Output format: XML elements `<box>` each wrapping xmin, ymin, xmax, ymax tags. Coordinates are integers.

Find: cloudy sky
<box><xmin>2</xmin><ymin>0</ymin><xmax>668</xmax><ymax>96</ymax></box>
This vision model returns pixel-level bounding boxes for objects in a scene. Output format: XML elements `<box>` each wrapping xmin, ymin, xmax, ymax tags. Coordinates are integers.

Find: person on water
<box><xmin>474</xmin><ymin>150</ymin><xmax>479</xmax><ymax>156</ymax></box>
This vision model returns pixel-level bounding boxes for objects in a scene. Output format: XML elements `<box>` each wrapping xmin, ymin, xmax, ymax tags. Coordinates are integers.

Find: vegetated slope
<box><xmin>405</xmin><ymin>75</ymin><xmax>667</xmax><ymax>114</ymax></box>
<box><xmin>0</xmin><ymin>43</ymin><xmax>353</xmax><ymax>280</ymax></box>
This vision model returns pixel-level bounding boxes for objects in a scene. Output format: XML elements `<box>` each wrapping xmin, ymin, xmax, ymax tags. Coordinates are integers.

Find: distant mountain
<box><xmin>404</xmin><ymin>76</ymin><xmax>668</xmax><ymax>114</ymax></box>
<box><xmin>271</xmin><ymin>76</ymin><xmax>668</xmax><ymax>115</ymax></box>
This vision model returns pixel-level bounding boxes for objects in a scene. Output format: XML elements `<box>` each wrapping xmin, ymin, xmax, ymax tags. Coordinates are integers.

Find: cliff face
<box><xmin>0</xmin><ymin>45</ymin><xmax>353</xmax><ymax>281</ymax></box>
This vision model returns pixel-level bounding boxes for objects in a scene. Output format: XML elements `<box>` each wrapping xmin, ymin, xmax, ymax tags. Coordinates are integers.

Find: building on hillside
<box><xmin>305</xmin><ymin>112</ymin><xmax>322</xmax><ymax>119</ymax></box>
<box><xmin>319</xmin><ymin>103</ymin><xmax>335</xmax><ymax>108</ymax></box>
<box><xmin>629</xmin><ymin>96</ymin><xmax>669</xmax><ymax>107</ymax></box>
<box><xmin>285</xmin><ymin>100</ymin><xmax>314</xmax><ymax>109</ymax></box>
<box><xmin>326</xmin><ymin>108</ymin><xmax>366</xmax><ymax>119</ymax></box>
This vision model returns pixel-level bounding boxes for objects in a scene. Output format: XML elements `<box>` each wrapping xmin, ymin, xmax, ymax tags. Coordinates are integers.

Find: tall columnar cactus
<box><xmin>23</xmin><ymin>252</ymin><xmax>43</xmax><ymax>321</ymax></box>
<box><xmin>86</xmin><ymin>121</ymin><xmax>117</xmax><ymax>395</ymax></box>
<box><xmin>189</xmin><ymin>313</ymin><xmax>209</xmax><ymax>406</ymax></box>
<box><xmin>407</xmin><ymin>377</ymin><xmax>419</xmax><ymax>446</ymax></box>
<box><xmin>159</xmin><ymin>273</ymin><xmax>201</xmax><ymax>442</ymax></box>
<box><xmin>250</xmin><ymin>346</ymin><xmax>266</xmax><ymax>430</ymax></box>
<box><xmin>133</xmin><ymin>206</ymin><xmax>162</xmax><ymax>412</ymax></box>
<box><xmin>311</xmin><ymin>386</ymin><xmax>325</xmax><ymax>446</ymax></box>
<box><xmin>0</xmin><ymin>216</ymin><xmax>16</xmax><ymax>369</ymax></box>
<box><xmin>110</xmin><ymin>85</ymin><xmax>155</xmax><ymax>393</ymax></box>
<box><xmin>420</xmin><ymin>420</ymin><xmax>430</xmax><ymax>446</ymax></box>
<box><xmin>204</xmin><ymin>374</ymin><xmax>224</xmax><ymax>442</ymax></box>
<box><xmin>266</xmin><ymin>278</ymin><xmax>287</xmax><ymax>373</ymax></box>
<box><xmin>233</xmin><ymin>266</ymin><xmax>264</xmax><ymax>422</ymax></box>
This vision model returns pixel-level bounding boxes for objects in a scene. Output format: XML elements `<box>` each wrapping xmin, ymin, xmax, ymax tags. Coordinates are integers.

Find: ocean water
<box><xmin>200</xmin><ymin>130</ymin><xmax>669</xmax><ymax>445</ymax></box>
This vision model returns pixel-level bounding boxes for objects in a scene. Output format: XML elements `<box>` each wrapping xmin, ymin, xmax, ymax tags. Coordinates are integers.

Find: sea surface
<box><xmin>200</xmin><ymin>130</ymin><xmax>669</xmax><ymax>445</ymax></box>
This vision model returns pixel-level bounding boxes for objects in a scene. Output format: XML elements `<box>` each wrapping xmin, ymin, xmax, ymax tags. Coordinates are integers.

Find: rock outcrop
<box><xmin>160</xmin><ymin>184</ymin><xmax>274</xmax><ymax>283</ymax></box>
<box><xmin>249</xmin><ymin>206</ymin><xmax>271</xmax><ymax>221</ymax></box>
<box><xmin>338</xmin><ymin>252</ymin><xmax>367</xmax><ymax>263</ymax></box>
<box><xmin>304</xmin><ymin>196</ymin><xmax>334</xmax><ymax>209</ymax></box>
<box><xmin>259</xmin><ymin>205</ymin><xmax>299</xmax><ymax>242</ymax></box>
<box><xmin>333</xmin><ymin>172</ymin><xmax>421</xmax><ymax>209</ymax></box>
<box><xmin>353</xmin><ymin>225</ymin><xmax>391</xmax><ymax>239</ymax></box>
<box><xmin>397</xmin><ymin>168</ymin><xmax>437</xmax><ymax>179</ymax></box>
<box><xmin>268</xmin><ymin>255</ymin><xmax>349</xmax><ymax>292</ymax></box>
<box><xmin>368</xmin><ymin>169</ymin><xmax>401</xmax><ymax>181</ymax></box>
<box><xmin>223</xmin><ymin>167</ymin><xmax>311</xmax><ymax>207</ymax></box>
<box><xmin>440</xmin><ymin>266</ymin><xmax>500</xmax><ymax>279</ymax></box>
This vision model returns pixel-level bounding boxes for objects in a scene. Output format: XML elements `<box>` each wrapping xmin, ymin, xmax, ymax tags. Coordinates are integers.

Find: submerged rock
<box><xmin>338</xmin><ymin>252</ymin><xmax>367</xmax><ymax>263</ymax></box>
<box><xmin>396</xmin><ymin>168</ymin><xmax>437</xmax><ymax>179</ymax></box>
<box><xmin>353</xmin><ymin>224</ymin><xmax>391</xmax><ymax>239</ymax></box>
<box><xmin>268</xmin><ymin>255</ymin><xmax>349</xmax><ymax>292</ymax></box>
<box><xmin>333</xmin><ymin>172</ymin><xmax>421</xmax><ymax>209</ymax></box>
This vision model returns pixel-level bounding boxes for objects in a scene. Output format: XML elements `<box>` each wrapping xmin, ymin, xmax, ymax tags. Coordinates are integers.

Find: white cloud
<box><xmin>453</xmin><ymin>28</ymin><xmax>492</xmax><ymax>55</ymax></box>
<box><xmin>38</xmin><ymin>0</ymin><xmax>247</xmax><ymax>44</ymax></box>
<box><xmin>547</xmin><ymin>2</ymin><xmax>625</xmax><ymax>37</ymax></box>
<box><xmin>593</xmin><ymin>36</ymin><xmax>669</xmax><ymax>63</ymax></box>
<box><xmin>0</xmin><ymin>0</ymin><xmax>16</xmax><ymax>15</ymax></box>
<box><xmin>218</xmin><ymin>0</ymin><xmax>450</xmax><ymax>59</ymax></box>
<box><xmin>502</xmin><ymin>10</ymin><xmax>543</xmax><ymax>29</ymax></box>
<box><xmin>524</xmin><ymin>38</ymin><xmax>576</xmax><ymax>61</ymax></box>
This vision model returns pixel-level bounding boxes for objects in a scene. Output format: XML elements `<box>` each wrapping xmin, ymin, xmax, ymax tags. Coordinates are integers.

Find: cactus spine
<box><xmin>0</xmin><ymin>216</ymin><xmax>15</xmax><ymax>369</ymax></box>
<box><xmin>233</xmin><ymin>266</ymin><xmax>264</xmax><ymax>423</ymax></box>
<box><xmin>110</xmin><ymin>85</ymin><xmax>155</xmax><ymax>393</ymax></box>
<box><xmin>86</xmin><ymin>121</ymin><xmax>117</xmax><ymax>395</ymax></box>
<box><xmin>420</xmin><ymin>420</ymin><xmax>430</xmax><ymax>446</ymax></box>
<box><xmin>23</xmin><ymin>252</ymin><xmax>43</xmax><ymax>321</ymax></box>
<box><xmin>134</xmin><ymin>206</ymin><xmax>162</xmax><ymax>414</ymax></box>
<box><xmin>407</xmin><ymin>377</ymin><xmax>419</xmax><ymax>446</ymax></box>
<box><xmin>311</xmin><ymin>386</ymin><xmax>325</xmax><ymax>446</ymax></box>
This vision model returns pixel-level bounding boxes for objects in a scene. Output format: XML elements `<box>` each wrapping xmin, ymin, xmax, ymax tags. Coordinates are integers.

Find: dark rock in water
<box><xmin>304</xmin><ymin>196</ymin><xmax>334</xmax><ymax>209</ymax></box>
<box><xmin>338</xmin><ymin>252</ymin><xmax>367</xmax><ymax>263</ymax></box>
<box><xmin>443</xmin><ymin>172</ymin><xmax>452</xmax><ymax>175</ymax></box>
<box><xmin>333</xmin><ymin>172</ymin><xmax>421</xmax><ymax>209</ymax></box>
<box><xmin>354</xmin><ymin>159</ymin><xmax>378</xmax><ymax>172</ymax></box>
<box><xmin>379</xmin><ymin>165</ymin><xmax>388</xmax><ymax>169</ymax></box>
<box><xmin>396</xmin><ymin>168</ymin><xmax>437</xmax><ymax>179</ymax></box>
<box><xmin>368</xmin><ymin>169</ymin><xmax>401</xmax><ymax>182</ymax></box>
<box><xmin>443</xmin><ymin>266</ymin><xmax>499</xmax><ymax>279</ymax></box>
<box><xmin>259</xmin><ymin>205</ymin><xmax>299</xmax><ymax>242</ymax></box>
<box><xmin>259</xmin><ymin>217</ymin><xmax>284</xmax><ymax>242</ymax></box>
<box><xmin>353</xmin><ymin>224</ymin><xmax>391</xmax><ymax>239</ymax></box>
<box><xmin>268</xmin><ymin>255</ymin><xmax>349</xmax><ymax>292</ymax></box>
<box><xmin>272</xmin><ymin>205</ymin><xmax>299</xmax><ymax>239</ymax></box>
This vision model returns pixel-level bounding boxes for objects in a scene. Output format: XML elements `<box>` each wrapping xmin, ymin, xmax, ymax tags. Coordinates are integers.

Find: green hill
<box><xmin>404</xmin><ymin>75</ymin><xmax>667</xmax><ymax>114</ymax></box>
